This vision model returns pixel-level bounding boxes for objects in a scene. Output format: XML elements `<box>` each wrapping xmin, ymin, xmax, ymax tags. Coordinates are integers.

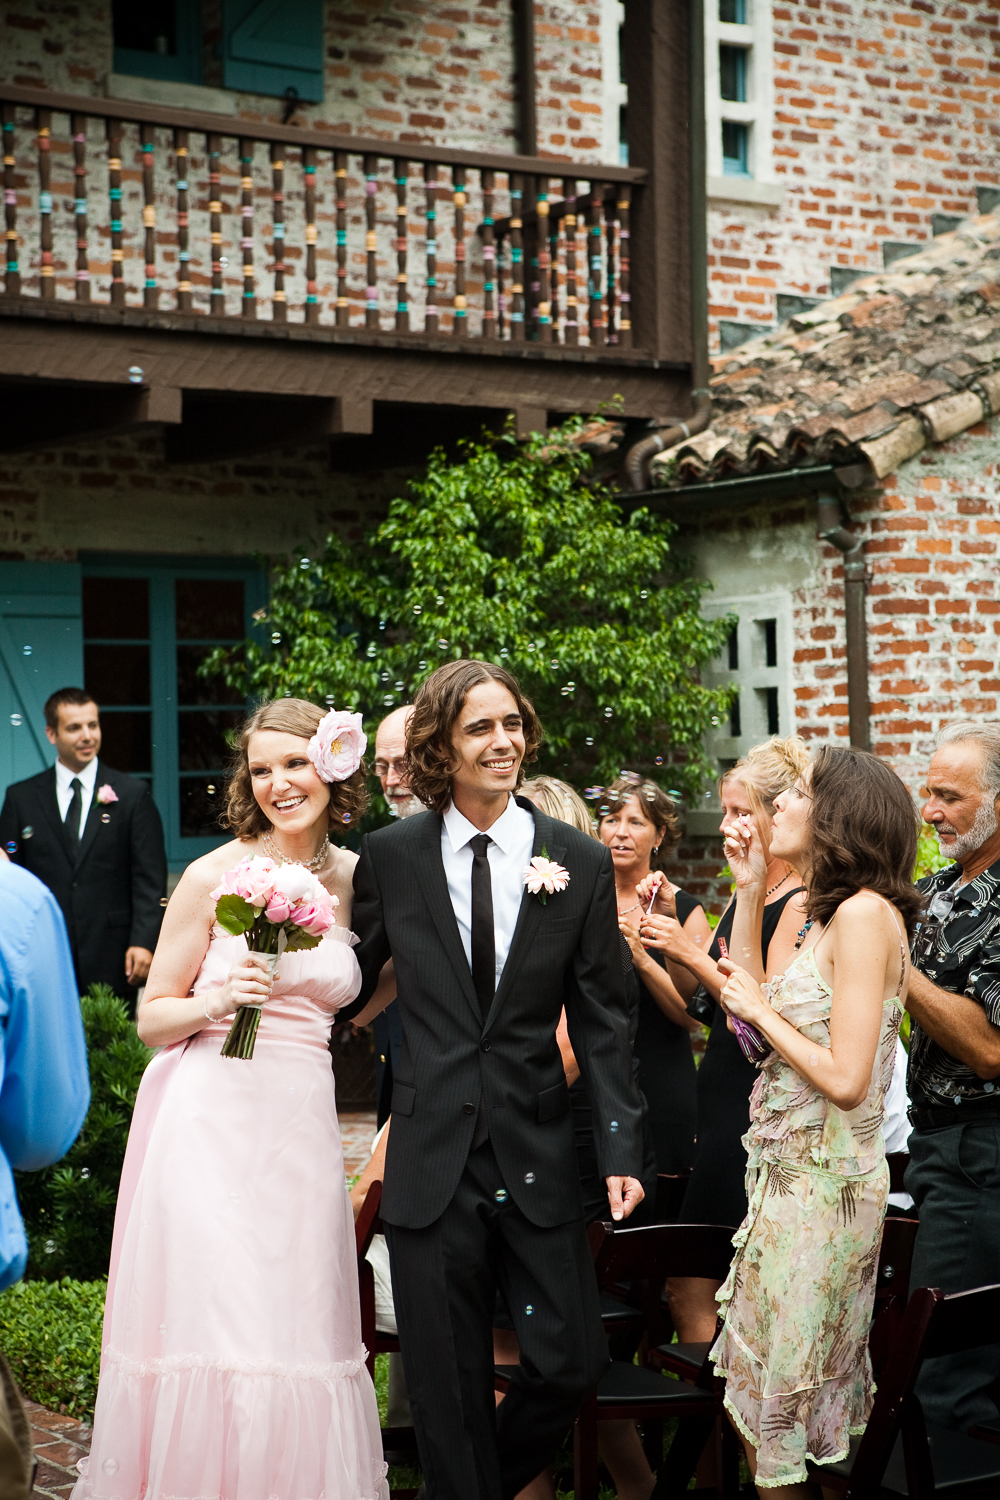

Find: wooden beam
<box><xmin>163</xmin><ymin>394</ymin><xmax>357</xmax><ymax>464</ymax></box>
<box><xmin>513</xmin><ymin>0</ymin><xmax>538</xmax><ymax>156</ymax></box>
<box><xmin>622</xmin><ymin>0</ymin><xmax>692</xmax><ymax>367</ymax></box>
<box><xmin>0</xmin><ymin>383</ymin><xmax>181</xmax><ymax>451</ymax></box>
<box><xmin>330</xmin><ymin>397</ymin><xmax>373</xmax><ymax>435</ymax></box>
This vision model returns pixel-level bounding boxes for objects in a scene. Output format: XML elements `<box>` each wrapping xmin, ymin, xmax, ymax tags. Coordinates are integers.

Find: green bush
<box><xmin>15</xmin><ymin>986</ymin><xmax>151</xmax><ymax>1282</ymax></box>
<box><xmin>0</xmin><ymin>1276</ymin><xmax>105</xmax><ymax>1420</ymax></box>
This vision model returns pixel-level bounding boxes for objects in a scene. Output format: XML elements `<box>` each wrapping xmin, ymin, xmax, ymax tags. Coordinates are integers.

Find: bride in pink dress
<box><xmin>74</xmin><ymin>699</ymin><xmax>391</xmax><ymax>1500</ymax></box>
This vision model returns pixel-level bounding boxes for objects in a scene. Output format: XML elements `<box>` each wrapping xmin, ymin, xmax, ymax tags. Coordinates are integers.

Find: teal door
<box><xmin>0</xmin><ymin>563</ymin><xmax>83</xmax><ymax>790</ymax></box>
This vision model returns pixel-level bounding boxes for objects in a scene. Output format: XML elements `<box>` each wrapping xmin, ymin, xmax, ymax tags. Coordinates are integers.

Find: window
<box><xmin>600</xmin><ymin>0</ymin><xmax>629</xmax><ymax>166</ymax></box>
<box><xmin>82</xmin><ymin>561</ymin><xmax>265</xmax><ymax>865</ymax></box>
<box><xmin>222</xmin><ymin>0</ymin><xmax>325</xmax><ymax>104</ymax></box>
<box><xmin>112</xmin><ymin>0</ymin><xmax>202</xmax><ymax>85</ymax></box>
<box><xmin>706</xmin><ymin>0</ymin><xmax>778</xmax><ymax>201</ymax></box>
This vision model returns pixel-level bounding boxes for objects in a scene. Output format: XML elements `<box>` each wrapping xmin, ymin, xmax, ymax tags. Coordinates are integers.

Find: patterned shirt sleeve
<box><xmin>965</xmin><ymin>933</ymin><xmax>1000</xmax><ymax>1028</ymax></box>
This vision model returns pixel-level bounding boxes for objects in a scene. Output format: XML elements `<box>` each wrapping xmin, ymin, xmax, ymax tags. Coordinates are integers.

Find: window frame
<box><xmin>82</xmin><ymin>555</ymin><xmax>266</xmax><ymax>868</ymax></box>
<box><xmin>112</xmin><ymin>0</ymin><xmax>203</xmax><ymax>86</ymax></box>
<box><xmin>706</xmin><ymin>0</ymin><xmax>777</xmax><ymax>190</ymax></box>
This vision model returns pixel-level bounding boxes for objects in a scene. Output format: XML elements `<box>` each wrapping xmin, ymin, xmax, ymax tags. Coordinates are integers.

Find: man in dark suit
<box><xmin>0</xmin><ymin>687</ymin><xmax>166</xmax><ymax>1000</ymax></box>
<box><xmin>347</xmin><ymin>660</ymin><xmax>644</xmax><ymax>1500</ymax></box>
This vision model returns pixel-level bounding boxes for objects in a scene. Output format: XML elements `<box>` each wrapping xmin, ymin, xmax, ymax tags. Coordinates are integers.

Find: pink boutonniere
<box><xmin>96</xmin><ymin>784</ymin><xmax>118</xmax><ymax>805</ymax></box>
<box><xmin>523</xmin><ymin>849</ymin><xmax>570</xmax><ymax>906</ymax></box>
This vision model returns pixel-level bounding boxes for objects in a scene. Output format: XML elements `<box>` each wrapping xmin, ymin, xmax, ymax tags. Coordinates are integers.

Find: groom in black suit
<box><xmin>0</xmin><ymin>687</ymin><xmax>166</xmax><ymax>1000</ymax></box>
<box><xmin>347</xmin><ymin>660</ymin><xmax>644</xmax><ymax>1500</ymax></box>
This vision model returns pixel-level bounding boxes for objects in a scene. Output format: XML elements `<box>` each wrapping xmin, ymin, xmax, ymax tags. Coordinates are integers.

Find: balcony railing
<box><xmin>1</xmin><ymin>84</ymin><xmax>647</xmax><ymax>351</ymax></box>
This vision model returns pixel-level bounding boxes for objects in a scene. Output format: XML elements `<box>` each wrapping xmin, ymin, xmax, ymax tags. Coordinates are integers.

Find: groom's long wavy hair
<box><xmin>406</xmin><ymin>660</ymin><xmax>542</xmax><ymax>814</ymax></box>
<box><xmin>224</xmin><ymin>697</ymin><xmax>369</xmax><ymax>837</ymax></box>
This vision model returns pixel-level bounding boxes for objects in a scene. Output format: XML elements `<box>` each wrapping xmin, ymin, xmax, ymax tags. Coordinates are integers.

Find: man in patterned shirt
<box><xmin>906</xmin><ymin>720</ymin><xmax>1000</xmax><ymax>1433</ymax></box>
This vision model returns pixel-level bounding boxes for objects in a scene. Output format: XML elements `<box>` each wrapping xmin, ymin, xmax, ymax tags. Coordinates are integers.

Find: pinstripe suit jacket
<box><xmin>346</xmin><ymin>797</ymin><xmax>644</xmax><ymax>1229</ymax></box>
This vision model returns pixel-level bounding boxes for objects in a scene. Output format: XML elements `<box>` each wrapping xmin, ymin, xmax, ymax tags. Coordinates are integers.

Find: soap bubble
<box><xmin>10</xmin><ymin>714</ymin><xmax>21</xmax><ymax>727</ymax></box>
<box><xmin>22</xmin><ymin>644</ymin><xmax>31</xmax><ymax>656</ymax></box>
<box><xmin>44</xmin><ymin>1239</ymin><xmax>55</xmax><ymax>1254</ymax></box>
<box><xmin>379</xmin><ymin>618</ymin><xmax>386</xmax><ymax>630</ymax></box>
<box><xmin>325</xmin><ymin>694</ymin><xmax>335</xmax><ymax>704</ymax></box>
<box><xmin>382</xmin><ymin>694</ymin><xmax>394</xmax><ymax>706</ymax></box>
<box><xmin>418</xmin><ymin>659</ymin><xmax>427</xmax><ymax>669</ymax></box>
<box><xmin>525</xmin><ymin>1304</ymin><xmax>533</xmax><ymax>1315</ymax></box>
<box><xmin>640</xmin><ymin>590</ymin><xmax>648</xmax><ymax>599</ymax></box>
<box><xmin>101</xmin><ymin>813</ymin><xmax>110</xmax><ymax>824</ymax></box>
<box><xmin>584</xmin><ymin>786</ymin><xmax>603</xmax><ymax>799</ymax></box>
<box><xmin>603</xmin><ymin>707</ymin><xmax>613</xmax><ymax>718</ymax></box>
<box><xmin>21</xmin><ymin>826</ymin><xmax>32</xmax><ymax>839</ymax></box>
<box><xmin>343</xmin><ymin>812</ymin><xmax>352</xmax><ymax>823</ymax></box>
<box><xmin>711</xmin><ymin>715</ymin><xmax>720</xmax><ymax>726</ymax></box>
<box><xmin>668</xmin><ymin>788</ymin><xmax>682</xmax><ymax>799</ymax></box>
<box><xmin>500</xmin><ymin>648</ymin><xmax>508</xmax><ymax>658</ymax></box>
<box><xmin>206</xmin><ymin>784</ymin><xmax>216</xmax><ymax>795</ymax></box>
<box><xmin>5</xmin><ymin>840</ymin><xmax>16</xmax><ymax>854</ymax></box>
<box><xmin>394</xmin><ymin>681</ymin><xmax>404</xmax><ymax>691</ymax></box>
<box><xmin>438</xmin><ymin>638</ymin><xmax>448</xmax><ymax>649</ymax></box>
<box><xmin>381</xmin><ymin>671</ymin><xmax>390</xmax><ymax>682</ymax></box>
<box><xmin>299</xmin><ymin>557</ymin><xmax>310</xmax><ymax>569</ymax></box>
<box><xmin>271</xmin><ymin>632</ymin><xmax>281</xmax><ymax>644</ymax></box>
<box><xmin>550</xmin><ymin>657</ymin><xmax>558</xmax><ymax>668</ymax></box>
<box><xmin>655</xmin><ymin>756</ymin><xmax>663</xmax><ymax>765</ymax></box>
<box><xmin>413</xmin><ymin>604</ymin><xmax>422</xmax><ymax>615</ymax></box>
<box><xmin>80</xmin><ymin>1167</ymin><xmax>90</xmax><ymax>1179</ymax></box>
<box><xmin>160</xmin><ymin>896</ymin><xmax>169</xmax><ymax>906</ymax></box>
<box><xmin>102</xmin><ymin>1459</ymin><xmax>120</xmax><ymax>1476</ymax></box>
<box><xmin>527</xmin><ymin>643</ymin><xmax>535</xmax><ymax>652</ymax></box>
<box><xmin>436</xmin><ymin>595</ymin><xmax>444</xmax><ymax>605</ymax></box>
<box><xmin>585</xmin><ymin>736</ymin><xmax>594</xmax><ymax>747</ymax></box>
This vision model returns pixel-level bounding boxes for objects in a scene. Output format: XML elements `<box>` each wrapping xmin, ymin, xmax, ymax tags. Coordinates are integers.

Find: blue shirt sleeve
<box><xmin>0</xmin><ymin>865</ymin><xmax>90</xmax><ymax>1171</ymax></box>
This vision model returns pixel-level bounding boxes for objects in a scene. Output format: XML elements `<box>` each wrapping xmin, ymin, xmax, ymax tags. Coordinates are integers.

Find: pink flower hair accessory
<box><xmin>306</xmin><ymin>709</ymin><xmax>367</xmax><ymax>783</ymax></box>
<box><xmin>523</xmin><ymin>852</ymin><xmax>570</xmax><ymax>905</ymax></box>
<box><xmin>96</xmin><ymin>784</ymin><xmax>118</xmax><ymax>805</ymax></box>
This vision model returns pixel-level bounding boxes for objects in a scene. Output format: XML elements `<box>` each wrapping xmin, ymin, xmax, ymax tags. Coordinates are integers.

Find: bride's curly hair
<box><xmin>223</xmin><ymin>698</ymin><xmax>369</xmax><ymax>838</ymax></box>
<box><xmin>806</xmin><ymin>745</ymin><xmax>921</xmax><ymax>934</ymax></box>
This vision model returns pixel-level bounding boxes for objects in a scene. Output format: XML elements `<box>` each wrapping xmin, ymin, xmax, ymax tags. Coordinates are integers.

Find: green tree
<box><xmin>207</xmin><ymin>425</ymin><xmax>734</xmax><ymax>800</ymax></box>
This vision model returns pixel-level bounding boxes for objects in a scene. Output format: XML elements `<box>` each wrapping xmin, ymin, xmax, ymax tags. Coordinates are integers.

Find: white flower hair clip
<box><xmin>306</xmin><ymin>709</ymin><xmax>367</xmax><ymax>783</ymax></box>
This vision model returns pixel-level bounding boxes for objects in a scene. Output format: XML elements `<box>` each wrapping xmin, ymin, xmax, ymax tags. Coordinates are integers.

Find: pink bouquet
<box><xmin>209</xmin><ymin>855</ymin><xmax>338</xmax><ymax>1059</ymax></box>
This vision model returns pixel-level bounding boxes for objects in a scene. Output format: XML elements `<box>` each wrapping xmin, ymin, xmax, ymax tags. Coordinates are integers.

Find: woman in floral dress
<box><xmin>709</xmin><ymin>745</ymin><xmax>921</xmax><ymax>1497</ymax></box>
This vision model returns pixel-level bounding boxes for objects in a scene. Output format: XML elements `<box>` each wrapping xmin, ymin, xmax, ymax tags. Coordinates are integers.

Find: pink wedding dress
<box><xmin>74</xmin><ymin>924</ymin><xmax>389</xmax><ymax>1500</ymax></box>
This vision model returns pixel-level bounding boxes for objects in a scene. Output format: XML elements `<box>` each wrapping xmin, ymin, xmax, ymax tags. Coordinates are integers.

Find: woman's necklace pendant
<box><xmin>262</xmin><ymin>829</ymin><xmax>331</xmax><ymax>872</ymax></box>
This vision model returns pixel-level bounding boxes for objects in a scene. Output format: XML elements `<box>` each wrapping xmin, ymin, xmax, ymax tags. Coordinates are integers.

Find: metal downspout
<box><xmin>816</xmin><ymin>495</ymin><xmax>870</xmax><ymax>751</ymax></box>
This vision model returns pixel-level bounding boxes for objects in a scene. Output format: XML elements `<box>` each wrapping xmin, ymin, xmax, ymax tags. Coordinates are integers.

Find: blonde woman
<box><xmin>638</xmin><ymin>737</ymin><xmax>809</xmax><ymax>1343</ymax></box>
<box><xmin>75</xmin><ymin>700</ymin><xmax>392</xmax><ymax>1500</ymax></box>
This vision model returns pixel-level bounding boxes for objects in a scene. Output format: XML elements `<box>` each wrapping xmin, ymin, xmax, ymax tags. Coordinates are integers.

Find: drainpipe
<box><xmin>816</xmin><ymin>495</ymin><xmax>870</xmax><ymax>751</ymax></box>
<box><xmin>624</xmin><ymin>0</ymin><xmax>712</xmax><ymax>493</ymax></box>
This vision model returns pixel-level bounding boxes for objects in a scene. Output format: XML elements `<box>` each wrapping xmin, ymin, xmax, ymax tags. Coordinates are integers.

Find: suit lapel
<box><xmin>410</xmin><ymin>812</ymin><xmax>483</xmax><ymax>1024</ymax></box>
<box><xmin>483</xmin><ymin>805</ymin><xmax>564</xmax><ymax>1031</ymax></box>
<box><xmin>74</xmin><ymin>762</ymin><xmax>109</xmax><ymax>871</ymax></box>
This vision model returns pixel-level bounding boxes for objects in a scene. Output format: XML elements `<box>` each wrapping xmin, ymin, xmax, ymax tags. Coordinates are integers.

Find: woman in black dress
<box><xmin>638</xmin><ymin>737</ymin><xmax>809</xmax><ymax>1342</ymax></box>
<box><xmin>599</xmin><ymin>776</ymin><xmax>712</xmax><ymax>1176</ymax></box>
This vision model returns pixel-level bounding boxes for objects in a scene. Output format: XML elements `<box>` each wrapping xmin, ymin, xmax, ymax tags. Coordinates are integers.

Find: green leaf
<box><xmin>282</xmin><ymin>927</ymin><xmax>323</xmax><ymax>952</ymax></box>
<box><xmin>214</xmin><ymin>894</ymin><xmax>256</xmax><ymax>936</ymax></box>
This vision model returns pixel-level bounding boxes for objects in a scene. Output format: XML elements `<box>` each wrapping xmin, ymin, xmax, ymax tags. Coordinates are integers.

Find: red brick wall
<box><xmin>709</xmin><ymin>0</ymin><xmax>1000</xmax><ymax>349</ymax></box>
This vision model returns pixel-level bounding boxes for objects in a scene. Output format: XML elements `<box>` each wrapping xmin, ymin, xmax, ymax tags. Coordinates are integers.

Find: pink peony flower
<box><xmin>96</xmin><ymin>784</ymin><xmax>118</xmax><ymax>805</ymax></box>
<box><xmin>523</xmin><ymin>856</ymin><xmax>570</xmax><ymax>897</ymax></box>
<box><xmin>307</xmin><ymin>709</ymin><xmax>367</xmax><ymax>783</ymax></box>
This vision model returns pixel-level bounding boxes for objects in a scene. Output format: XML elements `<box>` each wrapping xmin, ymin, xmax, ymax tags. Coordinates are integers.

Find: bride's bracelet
<box><xmin>204</xmin><ymin>999</ymin><xmax>217</xmax><ymax>1024</ymax></box>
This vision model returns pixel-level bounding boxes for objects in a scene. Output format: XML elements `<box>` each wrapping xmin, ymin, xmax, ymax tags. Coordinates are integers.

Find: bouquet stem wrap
<box><xmin>210</xmin><ymin>856</ymin><xmax>339</xmax><ymax>1062</ymax></box>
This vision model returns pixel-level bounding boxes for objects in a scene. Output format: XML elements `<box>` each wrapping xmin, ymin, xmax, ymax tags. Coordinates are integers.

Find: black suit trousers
<box><xmin>384</xmin><ymin>1140</ymin><xmax>608</xmax><ymax>1500</ymax></box>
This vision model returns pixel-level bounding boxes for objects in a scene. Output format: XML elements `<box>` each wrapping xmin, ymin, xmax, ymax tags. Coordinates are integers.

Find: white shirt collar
<box><xmin>55</xmin><ymin>757</ymin><xmax>99</xmax><ymax>792</ymax></box>
<box><xmin>442</xmin><ymin>794</ymin><xmax>530</xmax><ymax>855</ymax></box>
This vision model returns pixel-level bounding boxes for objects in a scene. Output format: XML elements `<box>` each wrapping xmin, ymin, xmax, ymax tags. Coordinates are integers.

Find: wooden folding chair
<box><xmin>355</xmin><ymin>1179</ymin><xmax>420</xmax><ymax>1484</ymax></box>
<box><xmin>807</xmin><ymin>1283</ymin><xmax>1000</xmax><ymax>1496</ymax></box>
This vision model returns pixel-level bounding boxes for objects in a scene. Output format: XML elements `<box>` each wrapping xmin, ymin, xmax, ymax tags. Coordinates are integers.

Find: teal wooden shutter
<box><xmin>223</xmin><ymin>0</ymin><xmax>324</xmax><ymax>103</ymax></box>
<box><xmin>0</xmin><ymin>563</ymin><xmax>83</xmax><ymax>788</ymax></box>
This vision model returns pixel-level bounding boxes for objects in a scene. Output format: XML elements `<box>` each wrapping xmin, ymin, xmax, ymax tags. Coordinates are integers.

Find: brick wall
<box><xmin>709</xmin><ymin>0</ymin><xmax>1000</xmax><ymax>350</ymax></box>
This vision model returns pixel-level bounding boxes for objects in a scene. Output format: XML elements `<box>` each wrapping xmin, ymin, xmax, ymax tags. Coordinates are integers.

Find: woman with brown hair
<box><xmin>708</xmin><ymin>745</ymin><xmax>919</xmax><ymax>1497</ymax></box>
<box><xmin>598</xmin><ymin>776</ymin><xmax>711</xmax><ymax>1175</ymax></box>
<box><xmin>638</xmin><ymin>736</ymin><xmax>809</xmax><ymax>1341</ymax></box>
<box><xmin>76</xmin><ymin>699</ymin><xmax>391</xmax><ymax>1500</ymax></box>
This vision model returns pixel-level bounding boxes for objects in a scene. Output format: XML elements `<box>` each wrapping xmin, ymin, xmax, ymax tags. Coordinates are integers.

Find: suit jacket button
<box><xmin>480</xmin><ymin>1038</ymin><xmax>491</xmax><ymax>1052</ymax></box>
<box><xmin>463</xmin><ymin>1102</ymin><xmax>475</xmax><ymax>1115</ymax></box>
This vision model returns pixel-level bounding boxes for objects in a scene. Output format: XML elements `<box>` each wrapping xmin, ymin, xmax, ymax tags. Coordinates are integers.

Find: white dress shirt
<box><xmin>55</xmin><ymin>757</ymin><xmax>99</xmax><ymax>840</ymax></box>
<box><xmin>441</xmin><ymin>795</ymin><xmax>536</xmax><ymax>989</ymax></box>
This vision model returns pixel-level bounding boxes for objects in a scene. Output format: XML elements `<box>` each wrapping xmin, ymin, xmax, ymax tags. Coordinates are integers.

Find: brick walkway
<box><xmin>25</xmin><ymin>1399</ymin><xmax>91</xmax><ymax>1497</ymax></box>
<box><xmin>340</xmin><ymin>1109</ymin><xmax>379</xmax><ymax>1178</ymax></box>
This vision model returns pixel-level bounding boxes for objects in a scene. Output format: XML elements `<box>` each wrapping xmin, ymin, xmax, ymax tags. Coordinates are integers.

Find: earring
<box><xmin>652</xmin><ymin>844</ymin><xmax>660</xmax><ymax>853</ymax></box>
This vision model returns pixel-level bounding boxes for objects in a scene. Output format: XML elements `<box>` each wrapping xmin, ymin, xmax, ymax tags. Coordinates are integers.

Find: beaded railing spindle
<box><xmin>617</xmin><ymin>184</ymin><xmax>631</xmax><ymax>348</ymax></box>
<box><xmin>424</xmin><ymin>162</ymin><xmax>438</xmax><ymax>334</ymax></box>
<box><xmin>304</xmin><ymin>144</ymin><xmax>318</xmax><ymax>323</ymax></box>
<box><xmin>548</xmin><ymin>183</ymin><xmax>561</xmax><ymax>342</ymax></box>
<box><xmin>452</xmin><ymin>164</ymin><xmax>466</xmax><ymax>336</ymax></box>
<box><xmin>141</xmin><ymin>131</ymin><xmax>157</xmax><ymax>309</ymax></box>
<box><xmin>364</xmin><ymin>154</ymin><xmax>378</xmax><ymax>329</ymax></box>
<box><xmin>508</xmin><ymin>173</ymin><xmax>524</xmax><ymax>341</ymax></box>
<box><xmin>208</xmin><ymin>132</ymin><xmax>224</xmax><ymax>315</ymax></box>
<box><xmin>496</xmin><ymin>231</ymin><xmax>506</xmax><ymax>338</ymax></box>
<box><xmin>586</xmin><ymin>190</ymin><xmax>604</xmax><ymax>346</ymax></box>
<box><xmin>562</xmin><ymin>177</ymin><xmax>578</xmax><ymax>346</ymax></box>
<box><xmin>107</xmin><ymin>118</ymin><xmax>124</xmax><ymax>306</ymax></box>
<box><xmin>334</xmin><ymin>151</ymin><xmax>348</xmax><ymax>325</ymax></box>
<box><xmin>394</xmin><ymin>157</ymin><xmax>408</xmax><ymax>332</ymax></box>
<box><xmin>605</xmin><ymin>189</ymin><xmax>617</xmax><ymax>345</ymax></box>
<box><xmin>72</xmin><ymin>113</ymin><xmax>89</xmax><ymax>301</ymax></box>
<box><xmin>270</xmin><ymin>142</ymin><xmax>286</xmax><ymax>321</ymax></box>
<box><xmin>523</xmin><ymin>174</ymin><xmax>540</xmax><ymax>340</ymax></box>
<box><xmin>239</xmin><ymin>138</ymin><xmax>255</xmax><ymax>317</ymax></box>
<box><xmin>481</xmin><ymin>167</ymin><xmax>495</xmax><ymax>338</ymax></box>
<box><xmin>534</xmin><ymin>179</ymin><xmax>551</xmax><ymax>342</ymax></box>
<box><xmin>36</xmin><ymin>107</ymin><xmax>53</xmax><ymax>299</ymax></box>
<box><xmin>2</xmin><ymin>105</ymin><xmax>18</xmax><ymax>296</ymax></box>
<box><xmin>174</xmin><ymin>129</ymin><xmax>191</xmax><ymax>312</ymax></box>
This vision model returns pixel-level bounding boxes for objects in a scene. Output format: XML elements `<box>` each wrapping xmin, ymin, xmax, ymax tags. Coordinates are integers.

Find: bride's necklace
<box><xmin>262</xmin><ymin>829</ymin><xmax>331</xmax><ymax>872</ymax></box>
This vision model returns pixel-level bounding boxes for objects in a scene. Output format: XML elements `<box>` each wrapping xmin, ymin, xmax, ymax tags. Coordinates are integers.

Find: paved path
<box><xmin>26</xmin><ymin>1109</ymin><xmax>380</xmax><ymax>1496</ymax></box>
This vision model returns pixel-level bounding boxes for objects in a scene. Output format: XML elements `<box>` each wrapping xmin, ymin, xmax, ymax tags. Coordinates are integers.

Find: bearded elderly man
<box><xmin>906</xmin><ymin>720</ymin><xmax>1000</xmax><ymax>1434</ymax></box>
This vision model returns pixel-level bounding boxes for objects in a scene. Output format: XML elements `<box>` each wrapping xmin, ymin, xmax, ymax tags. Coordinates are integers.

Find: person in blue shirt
<box><xmin>0</xmin><ymin>854</ymin><xmax>90</xmax><ymax>1496</ymax></box>
<box><xmin>0</xmin><ymin>856</ymin><xmax>90</xmax><ymax>1289</ymax></box>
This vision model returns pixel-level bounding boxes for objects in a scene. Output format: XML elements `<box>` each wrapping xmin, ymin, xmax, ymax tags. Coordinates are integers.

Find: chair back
<box><xmin>355</xmin><ymin>1179</ymin><xmax>383</xmax><ymax>1379</ymax></box>
<box><xmin>869</xmin><ymin>1216</ymin><xmax>920</xmax><ymax>1377</ymax></box>
<box><xmin>355</xmin><ymin>1177</ymin><xmax>383</xmax><ymax>1258</ymax></box>
<box><xmin>654</xmin><ymin>1170</ymin><xmax>692</xmax><ymax>1222</ymax></box>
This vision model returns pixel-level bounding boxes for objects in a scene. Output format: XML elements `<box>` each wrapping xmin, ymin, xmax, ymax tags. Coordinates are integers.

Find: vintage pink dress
<box><xmin>73</xmin><ymin>925</ymin><xmax>389</xmax><ymax>1500</ymax></box>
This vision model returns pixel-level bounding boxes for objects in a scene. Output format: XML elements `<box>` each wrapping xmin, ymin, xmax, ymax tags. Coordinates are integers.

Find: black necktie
<box><xmin>64</xmin><ymin>776</ymin><xmax>83</xmax><ymax>851</ymax></box>
<box><xmin>469</xmin><ymin>833</ymin><xmax>495</xmax><ymax>1023</ymax></box>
